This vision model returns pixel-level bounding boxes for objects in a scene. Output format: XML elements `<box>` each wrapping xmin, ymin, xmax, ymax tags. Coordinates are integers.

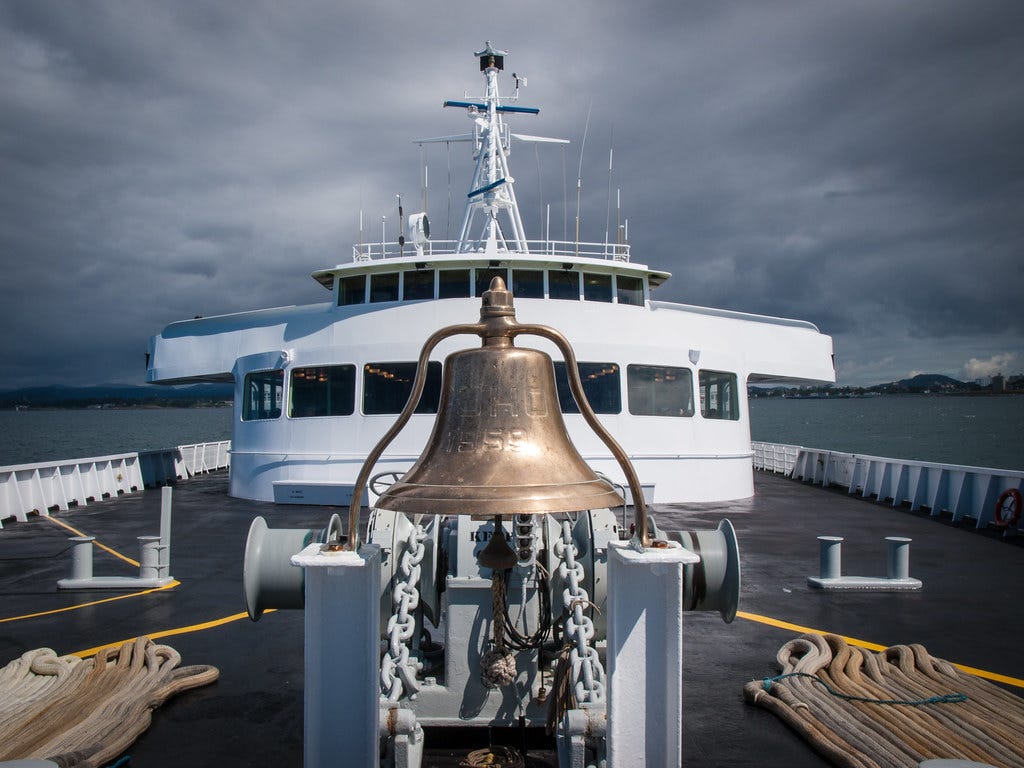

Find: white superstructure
<box><xmin>146</xmin><ymin>42</ymin><xmax>834</xmax><ymax>505</ymax></box>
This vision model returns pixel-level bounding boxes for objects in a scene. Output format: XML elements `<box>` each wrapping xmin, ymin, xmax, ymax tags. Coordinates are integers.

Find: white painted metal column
<box><xmin>292</xmin><ymin>543</ymin><xmax>381</xmax><ymax>768</ymax></box>
<box><xmin>607</xmin><ymin>543</ymin><xmax>699</xmax><ymax>767</ymax></box>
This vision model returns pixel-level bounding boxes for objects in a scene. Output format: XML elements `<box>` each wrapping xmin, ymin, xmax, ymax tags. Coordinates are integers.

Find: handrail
<box><xmin>0</xmin><ymin>440</ymin><xmax>231</xmax><ymax>527</ymax></box>
<box><xmin>351</xmin><ymin>238</ymin><xmax>631</xmax><ymax>263</ymax></box>
<box><xmin>753</xmin><ymin>440</ymin><xmax>1024</xmax><ymax>529</ymax></box>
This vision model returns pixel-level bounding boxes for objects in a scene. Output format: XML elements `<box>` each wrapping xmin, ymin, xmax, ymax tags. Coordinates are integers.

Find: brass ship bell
<box><xmin>347</xmin><ymin>277</ymin><xmax>650</xmax><ymax>563</ymax></box>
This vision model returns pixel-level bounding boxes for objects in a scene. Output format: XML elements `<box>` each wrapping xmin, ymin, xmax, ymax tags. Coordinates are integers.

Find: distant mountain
<box><xmin>749</xmin><ymin>372</ymin><xmax>985</xmax><ymax>398</ymax></box>
<box><xmin>888</xmin><ymin>374</ymin><xmax>970</xmax><ymax>392</ymax></box>
<box><xmin>0</xmin><ymin>383</ymin><xmax>233</xmax><ymax>408</ymax></box>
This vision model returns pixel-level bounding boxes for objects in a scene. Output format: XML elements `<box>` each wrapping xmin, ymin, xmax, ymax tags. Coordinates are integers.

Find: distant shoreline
<box><xmin>9</xmin><ymin>401</ymin><xmax>233</xmax><ymax>411</ymax></box>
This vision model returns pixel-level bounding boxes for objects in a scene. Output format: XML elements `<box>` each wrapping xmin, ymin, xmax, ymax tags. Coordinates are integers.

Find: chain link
<box><xmin>554</xmin><ymin>520</ymin><xmax>606</xmax><ymax>705</ymax></box>
<box><xmin>380</xmin><ymin>521</ymin><xmax>427</xmax><ymax>702</ymax></box>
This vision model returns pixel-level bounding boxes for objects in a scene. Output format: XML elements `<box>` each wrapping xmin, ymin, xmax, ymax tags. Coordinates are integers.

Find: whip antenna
<box><xmin>575</xmin><ymin>101</ymin><xmax>592</xmax><ymax>256</ymax></box>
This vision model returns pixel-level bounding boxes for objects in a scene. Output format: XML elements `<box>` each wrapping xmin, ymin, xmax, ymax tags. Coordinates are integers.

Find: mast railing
<box><xmin>351</xmin><ymin>239</ymin><xmax>630</xmax><ymax>263</ymax></box>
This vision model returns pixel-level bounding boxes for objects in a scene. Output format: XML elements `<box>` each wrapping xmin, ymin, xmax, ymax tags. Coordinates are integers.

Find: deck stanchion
<box><xmin>159</xmin><ymin>486</ymin><xmax>172</xmax><ymax>578</ymax></box>
<box><xmin>292</xmin><ymin>543</ymin><xmax>381</xmax><ymax>768</ymax></box>
<box><xmin>606</xmin><ymin>542</ymin><xmax>699</xmax><ymax>767</ymax></box>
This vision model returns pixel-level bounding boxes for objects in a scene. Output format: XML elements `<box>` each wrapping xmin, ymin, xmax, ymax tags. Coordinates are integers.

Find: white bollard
<box><xmin>818</xmin><ymin>536</ymin><xmax>844</xmax><ymax>580</ymax></box>
<box><xmin>886</xmin><ymin>536</ymin><xmax>912</xmax><ymax>580</ymax></box>
<box><xmin>69</xmin><ymin>536</ymin><xmax>95</xmax><ymax>581</ymax></box>
<box><xmin>138</xmin><ymin>536</ymin><xmax>161</xmax><ymax>580</ymax></box>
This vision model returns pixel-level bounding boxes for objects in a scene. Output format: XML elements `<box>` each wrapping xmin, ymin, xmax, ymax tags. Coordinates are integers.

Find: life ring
<box><xmin>993</xmin><ymin>488</ymin><xmax>1022</xmax><ymax>528</ymax></box>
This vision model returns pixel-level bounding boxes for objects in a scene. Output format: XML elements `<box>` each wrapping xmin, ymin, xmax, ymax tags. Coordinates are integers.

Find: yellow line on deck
<box><xmin>0</xmin><ymin>580</ymin><xmax>180</xmax><ymax>624</ymax></box>
<box><xmin>72</xmin><ymin>609</ymin><xmax>276</xmax><ymax>658</ymax></box>
<box><xmin>41</xmin><ymin>515</ymin><xmax>141</xmax><ymax>567</ymax></box>
<box><xmin>737</xmin><ymin>610</ymin><xmax>1024</xmax><ymax>689</ymax></box>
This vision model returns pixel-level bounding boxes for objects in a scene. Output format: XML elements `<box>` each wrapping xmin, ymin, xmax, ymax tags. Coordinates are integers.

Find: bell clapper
<box><xmin>478</xmin><ymin>514</ymin><xmax>519</xmax><ymax>571</ymax></box>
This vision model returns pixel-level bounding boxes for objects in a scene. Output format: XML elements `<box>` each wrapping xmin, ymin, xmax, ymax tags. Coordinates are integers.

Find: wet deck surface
<box><xmin>1</xmin><ymin>470</ymin><xmax>1022</xmax><ymax>767</ymax></box>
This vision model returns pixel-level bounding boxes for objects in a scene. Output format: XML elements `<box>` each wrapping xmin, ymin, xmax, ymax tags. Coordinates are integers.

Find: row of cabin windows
<box><xmin>242</xmin><ymin>364</ymin><xmax>739</xmax><ymax>422</ymax></box>
<box><xmin>337</xmin><ymin>268</ymin><xmax>645</xmax><ymax>307</ymax></box>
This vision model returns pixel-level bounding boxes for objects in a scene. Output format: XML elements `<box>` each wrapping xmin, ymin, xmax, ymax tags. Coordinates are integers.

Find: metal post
<box><xmin>818</xmin><ymin>536</ymin><xmax>844</xmax><ymax>580</ymax></box>
<box><xmin>69</xmin><ymin>536</ymin><xmax>95</xmax><ymax>581</ymax></box>
<box><xmin>886</xmin><ymin>536</ymin><xmax>912</xmax><ymax>580</ymax></box>
<box><xmin>159</xmin><ymin>485</ymin><xmax>172</xmax><ymax>578</ymax></box>
<box><xmin>292</xmin><ymin>543</ymin><xmax>381</xmax><ymax>768</ymax></box>
<box><xmin>606</xmin><ymin>543</ymin><xmax>699</xmax><ymax>767</ymax></box>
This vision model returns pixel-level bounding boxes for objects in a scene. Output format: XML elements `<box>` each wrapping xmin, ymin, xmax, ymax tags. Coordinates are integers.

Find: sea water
<box><xmin>0</xmin><ymin>397</ymin><xmax>1021</xmax><ymax>472</ymax></box>
<box><xmin>749</xmin><ymin>395</ymin><xmax>1024</xmax><ymax>471</ymax></box>
<box><xmin>0</xmin><ymin>407</ymin><xmax>233</xmax><ymax>467</ymax></box>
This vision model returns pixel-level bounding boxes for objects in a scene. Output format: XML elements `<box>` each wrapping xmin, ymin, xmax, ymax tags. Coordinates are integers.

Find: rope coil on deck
<box><xmin>0</xmin><ymin>636</ymin><xmax>218</xmax><ymax>767</ymax></box>
<box><xmin>745</xmin><ymin>633</ymin><xmax>1024</xmax><ymax>768</ymax></box>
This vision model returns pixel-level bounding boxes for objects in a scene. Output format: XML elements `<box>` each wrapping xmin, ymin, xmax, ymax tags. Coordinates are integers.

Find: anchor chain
<box><xmin>380</xmin><ymin>520</ymin><xmax>427</xmax><ymax>702</ymax></box>
<box><xmin>554</xmin><ymin>520</ymin><xmax>605</xmax><ymax>705</ymax></box>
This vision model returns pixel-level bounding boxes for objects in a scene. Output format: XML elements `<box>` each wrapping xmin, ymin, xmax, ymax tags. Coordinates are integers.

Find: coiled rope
<box><xmin>0</xmin><ymin>637</ymin><xmax>219</xmax><ymax>767</ymax></box>
<box><xmin>744</xmin><ymin>633</ymin><xmax>1024</xmax><ymax>768</ymax></box>
<box><xmin>458</xmin><ymin>745</ymin><xmax>525</xmax><ymax>768</ymax></box>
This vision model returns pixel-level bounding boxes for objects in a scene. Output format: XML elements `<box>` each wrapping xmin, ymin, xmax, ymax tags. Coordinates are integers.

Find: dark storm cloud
<box><xmin>0</xmin><ymin>0</ymin><xmax>1021</xmax><ymax>389</ymax></box>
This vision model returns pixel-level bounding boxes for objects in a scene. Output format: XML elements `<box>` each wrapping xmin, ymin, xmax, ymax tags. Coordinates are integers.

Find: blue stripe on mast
<box><xmin>467</xmin><ymin>178</ymin><xmax>507</xmax><ymax>198</ymax></box>
<box><xmin>443</xmin><ymin>100</ymin><xmax>539</xmax><ymax>115</ymax></box>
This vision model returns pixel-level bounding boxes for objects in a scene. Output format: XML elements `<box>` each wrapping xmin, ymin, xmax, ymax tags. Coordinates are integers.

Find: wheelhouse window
<box><xmin>699</xmin><ymin>370</ymin><xmax>739</xmax><ymax>420</ymax></box>
<box><xmin>583</xmin><ymin>273</ymin><xmax>613</xmax><ymax>303</ymax></box>
<box><xmin>549</xmin><ymin>270</ymin><xmax>580</xmax><ymax>300</ymax></box>
<box><xmin>242</xmin><ymin>370</ymin><xmax>283</xmax><ymax>421</ymax></box>
<box><xmin>475</xmin><ymin>267</ymin><xmax>508</xmax><ymax>297</ymax></box>
<box><xmin>512</xmin><ymin>269</ymin><xmax>544</xmax><ymax>299</ymax></box>
<box><xmin>338</xmin><ymin>274</ymin><xmax>366</xmax><ymax>306</ymax></box>
<box><xmin>616</xmin><ymin>275</ymin><xmax>644</xmax><ymax>306</ymax></box>
<box><xmin>438</xmin><ymin>269</ymin><xmax>471</xmax><ymax>299</ymax></box>
<box><xmin>627</xmin><ymin>365</ymin><xmax>694</xmax><ymax>417</ymax></box>
<box><xmin>290</xmin><ymin>365</ymin><xmax>355</xmax><ymax>418</ymax></box>
<box><xmin>403</xmin><ymin>270</ymin><xmax>435</xmax><ymax>301</ymax></box>
<box><xmin>363</xmin><ymin>361</ymin><xmax>443</xmax><ymax>415</ymax></box>
<box><xmin>370</xmin><ymin>272</ymin><xmax>399</xmax><ymax>303</ymax></box>
<box><xmin>553</xmin><ymin>362</ymin><xmax>621</xmax><ymax>414</ymax></box>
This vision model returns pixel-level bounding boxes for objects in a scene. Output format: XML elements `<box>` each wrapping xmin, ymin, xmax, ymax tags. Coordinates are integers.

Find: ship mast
<box><xmin>416</xmin><ymin>43</ymin><xmax>567</xmax><ymax>255</ymax></box>
<box><xmin>448</xmin><ymin>43</ymin><xmax>534</xmax><ymax>255</ymax></box>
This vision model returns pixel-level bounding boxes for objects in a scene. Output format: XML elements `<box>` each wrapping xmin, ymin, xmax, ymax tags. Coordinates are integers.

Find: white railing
<box><xmin>751</xmin><ymin>441</ymin><xmax>801</xmax><ymax>475</ymax></box>
<box><xmin>753</xmin><ymin>441</ymin><xmax>1024</xmax><ymax>529</ymax></box>
<box><xmin>0</xmin><ymin>440</ymin><xmax>231</xmax><ymax>527</ymax></box>
<box><xmin>352</xmin><ymin>238</ymin><xmax>631</xmax><ymax>262</ymax></box>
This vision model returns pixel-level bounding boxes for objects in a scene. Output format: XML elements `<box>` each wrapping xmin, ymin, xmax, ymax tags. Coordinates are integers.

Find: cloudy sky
<box><xmin>1</xmin><ymin>0</ymin><xmax>1021</xmax><ymax>389</ymax></box>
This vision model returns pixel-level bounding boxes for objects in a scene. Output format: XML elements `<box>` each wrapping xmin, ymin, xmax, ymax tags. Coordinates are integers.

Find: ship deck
<box><xmin>1</xmin><ymin>470</ymin><xmax>1022</xmax><ymax>767</ymax></box>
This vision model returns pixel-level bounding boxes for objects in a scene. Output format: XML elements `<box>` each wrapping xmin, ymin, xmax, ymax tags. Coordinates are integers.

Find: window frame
<box><xmin>548</xmin><ymin>270</ymin><xmax>581</xmax><ymax>301</ymax></box>
<box><xmin>288</xmin><ymin>364</ymin><xmax>356</xmax><ymax>418</ymax></box>
<box><xmin>242</xmin><ymin>369</ymin><xmax>284</xmax><ymax>421</ymax></box>
<box><xmin>698</xmin><ymin>369</ymin><xmax>740</xmax><ymax>421</ymax></box>
<box><xmin>337</xmin><ymin>274</ymin><xmax>367</xmax><ymax>306</ymax></box>
<box><xmin>583</xmin><ymin>273</ymin><xmax>613</xmax><ymax>303</ymax></box>
<box><xmin>615</xmin><ymin>274</ymin><xmax>644</xmax><ymax>306</ymax></box>
<box><xmin>403</xmin><ymin>269</ymin><xmax>435</xmax><ymax>301</ymax></box>
<box><xmin>552</xmin><ymin>361</ymin><xmax>622</xmax><ymax>414</ymax></box>
<box><xmin>626</xmin><ymin>364</ymin><xmax>695</xmax><ymax>417</ymax></box>
<box><xmin>369</xmin><ymin>272</ymin><xmax>400</xmax><ymax>303</ymax></box>
<box><xmin>362</xmin><ymin>361</ymin><xmax>443</xmax><ymax>415</ymax></box>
